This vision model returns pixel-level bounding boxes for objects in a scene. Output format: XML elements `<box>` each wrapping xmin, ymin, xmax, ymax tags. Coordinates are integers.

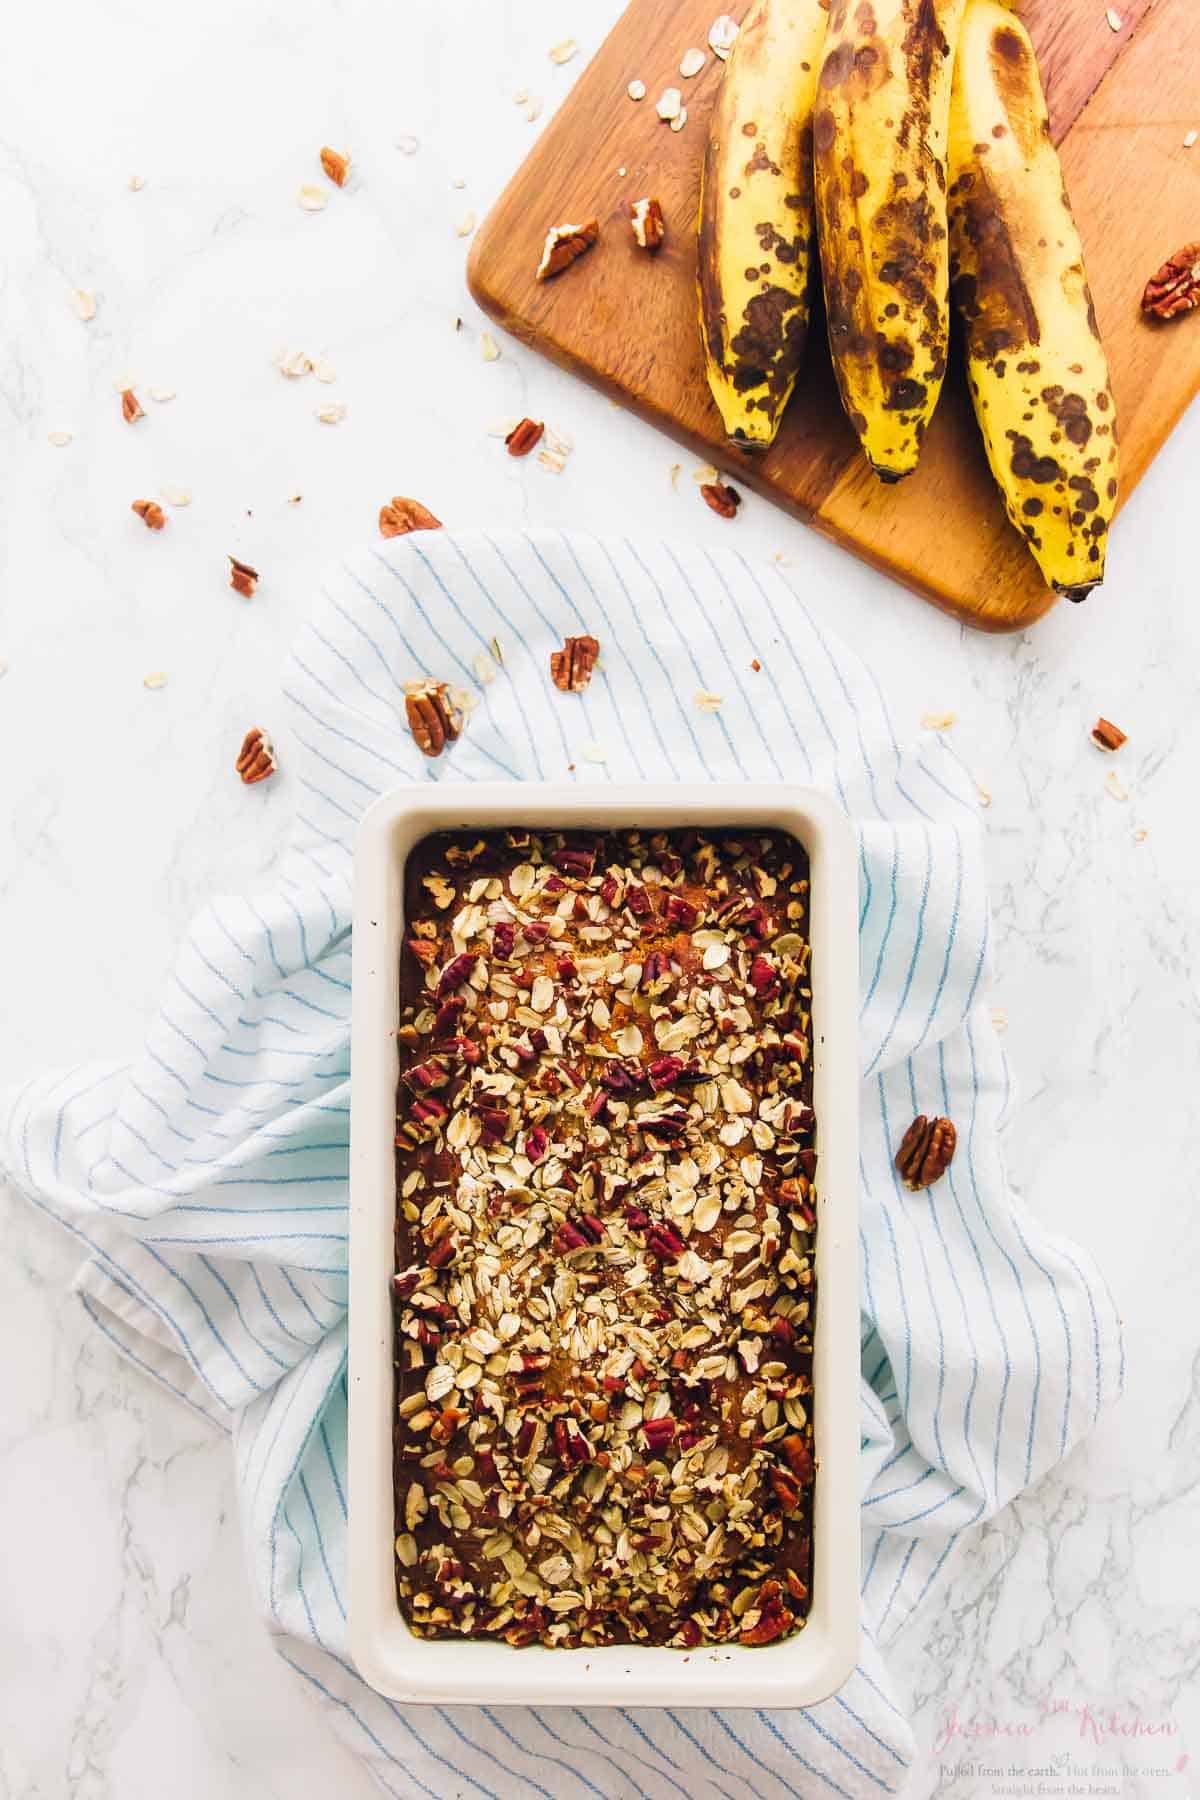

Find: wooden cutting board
<box><xmin>468</xmin><ymin>0</ymin><xmax>1200</xmax><ymax>631</ymax></box>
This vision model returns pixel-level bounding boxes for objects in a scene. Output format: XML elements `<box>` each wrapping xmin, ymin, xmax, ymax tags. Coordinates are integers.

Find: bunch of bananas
<box><xmin>697</xmin><ymin>0</ymin><xmax>1119</xmax><ymax>600</ymax></box>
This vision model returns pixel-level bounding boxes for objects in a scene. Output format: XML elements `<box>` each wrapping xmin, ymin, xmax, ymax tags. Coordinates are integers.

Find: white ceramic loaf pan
<box><xmin>348</xmin><ymin>784</ymin><xmax>860</xmax><ymax>1707</ymax></box>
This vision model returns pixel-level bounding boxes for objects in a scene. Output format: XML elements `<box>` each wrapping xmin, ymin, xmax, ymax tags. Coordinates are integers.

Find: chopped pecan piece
<box><xmin>131</xmin><ymin>499</ymin><xmax>166</xmax><ymax>531</ymax></box>
<box><xmin>229</xmin><ymin>556</ymin><xmax>259</xmax><ymax>598</ymax></box>
<box><xmin>120</xmin><ymin>388</ymin><xmax>144</xmax><ymax>424</ymax></box>
<box><xmin>895</xmin><ymin>1114</ymin><xmax>957</xmax><ymax>1190</ymax></box>
<box><xmin>535</xmin><ymin>218</ymin><xmax>599</xmax><ymax>281</ymax></box>
<box><xmin>380</xmin><ymin>496</ymin><xmax>442</xmax><ymax>538</ymax></box>
<box><xmin>505</xmin><ymin>418</ymin><xmax>545</xmax><ymax>457</ymax></box>
<box><xmin>700</xmin><ymin>481</ymin><xmax>741</xmax><ymax>519</ymax></box>
<box><xmin>319</xmin><ymin>145</ymin><xmax>351</xmax><ymax>186</ymax></box>
<box><xmin>405</xmin><ymin>682</ymin><xmax>462</xmax><ymax>757</ymax></box>
<box><xmin>235</xmin><ymin>727</ymin><xmax>277</xmax><ymax>785</ymax></box>
<box><xmin>1091</xmin><ymin>716</ymin><xmax>1127</xmax><ymax>752</ymax></box>
<box><xmin>1142</xmin><ymin>243</ymin><xmax>1200</xmax><ymax>319</ymax></box>
<box><xmin>630</xmin><ymin>197</ymin><xmax>665</xmax><ymax>251</ymax></box>
<box><xmin>549</xmin><ymin>633</ymin><xmax>600</xmax><ymax>692</ymax></box>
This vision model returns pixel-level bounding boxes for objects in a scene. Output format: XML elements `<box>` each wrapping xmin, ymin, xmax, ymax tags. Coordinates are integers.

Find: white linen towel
<box><xmin>2</xmin><ymin>530</ymin><xmax>1124</xmax><ymax>1799</ymax></box>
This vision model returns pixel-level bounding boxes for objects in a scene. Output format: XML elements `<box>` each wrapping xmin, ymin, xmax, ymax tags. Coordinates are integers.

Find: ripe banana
<box><xmin>698</xmin><ymin>0</ymin><xmax>830</xmax><ymax>448</ymax></box>
<box><xmin>948</xmin><ymin>1</ymin><xmax>1118</xmax><ymax>598</ymax></box>
<box><xmin>813</xmin><ymin>0</ymin><xmax>967</xmax><ymax>480</ymax></box>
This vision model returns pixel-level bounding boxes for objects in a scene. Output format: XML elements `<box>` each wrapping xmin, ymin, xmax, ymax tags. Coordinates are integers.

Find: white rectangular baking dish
<box><xmin>349</xmin><ymin>783</ymin><xmax>860</xmax><ymax>1708</ymax></box>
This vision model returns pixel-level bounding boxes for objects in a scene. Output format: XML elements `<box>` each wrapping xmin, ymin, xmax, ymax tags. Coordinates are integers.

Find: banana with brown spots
<box><xmin>948</xmin><ymin>0</ymin><xmax>1118</xmax><ymax>599</ymax></box>
<box><xmin>813</xmin><ymin>0</ymin><xmax>967</xmax><ymax>480</ymax></box>
<box><xmin>697</xmin><ymin>0</ymin><xmax>831</xmax><ymax>448</ymax></box>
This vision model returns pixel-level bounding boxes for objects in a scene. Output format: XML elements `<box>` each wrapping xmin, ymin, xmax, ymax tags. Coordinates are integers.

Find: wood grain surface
<box><xmin>468</xmin><ymin>0</ymin><xmax>1200</xmax><ymax>631</ymax></box>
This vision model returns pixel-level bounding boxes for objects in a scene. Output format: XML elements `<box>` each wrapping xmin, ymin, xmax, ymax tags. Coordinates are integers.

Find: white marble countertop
<box><xmin>2</xmin><ymin>2</ymin><xmax>1198</xmax><ymax>1795</ymax></box>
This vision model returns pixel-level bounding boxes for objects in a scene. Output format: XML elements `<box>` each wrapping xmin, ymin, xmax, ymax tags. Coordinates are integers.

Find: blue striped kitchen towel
<box><xmin>2</xmin><ymin>530</ymin><xmax>1124</xmax><ymax>1800</ymax></box>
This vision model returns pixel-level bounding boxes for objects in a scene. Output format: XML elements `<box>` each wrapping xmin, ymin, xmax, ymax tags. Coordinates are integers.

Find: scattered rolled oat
<box><xmin>630</xmin><ymin>196</ymin><xmax>665</xmax><ymax>251</ymax></box>
<box><xmin>397</xmin><ymin>134</ymin><xmax>420</xmax><ymax>155</ymax></box>
<box><xmin>0</xmin><ymin>658</ymin><xmax>8</xmax><ymax>678</ymax></box>
<box><xmin>148</xmin><ymin>386</ymin><xmax>176</xmax><ymax>403</ymax></box>
<box><xmin>236</xmin><ymin>726</ymin><xmax>277</xmax><ymax>785</ymax></box>
<box><xmin>121</xmin><ymin>388</ymin><xmax>144</xmax><ymax>425</ymax></box>
<box><xmin>669</xmin><ymin>464</ymin><xmax>681</xmax><ymax>490</ymax></box>
<box><xmin>320</xmin><ymin>146</ymin><xmax>351</xmax><ymax>186</ymax></box>
<box><xmin>991</xmin><ymin>1007</ymin><xmax>1008</xmax><ymax>1032</ymax></box>
<box><xmin>1105</xmin><ymin>7</ymin><xmax>1123</xmax><ymax>29</ymax></box>
<box><xmin>976</xmin><ymin>783</ymin><xmax>993</xmax><ymax>808</ymax></box>
<box><xmin>535</xmin><ymin>219</ymin><xmax>600</xmax><ymax>281</ymax></box>
<box><xmin>143</xmin><ymin>670</ymin><xmax>168</xmax><ymax>690</ymax></box>
<box><xmin>513</xmin><ymin>88</ymin><xmax>529</xmax><ymax>104</ymax></box>
<box><xmin>160</xmin><ymin>485</ymin><xmax>192</xmax><ymax>507</ymax></box>
<box><xmin>580</xmin><ymin>742</ymin><xmax>608</xmax><ymax>763</ymax></box>
<box><xmin>1185</xmin><ymin>130</ymin><xmax>1198</xmax><ymax>150</ymax></box>
<box><xmin>71</xmin><ymin>288</ymin><xmax>97</xmax><ymax>321</ymax></box>
<box><xmin>480</xmin><ymin>331</ymin><xmax>501</xmax><ymax>362</ymax></box>
<box><xmin>701</xmin><ymin>481</ymin><xmax>741</xmax><ymax>519</ymax></box>
<box><xmin>473</xmin><ymin>650</ymin><xmax>498</xmax><ymax>685</ymax></box>
<box><xmin>287</xmin><ymin>492</ymin><xmax>303</xmax><ymax>506</ymax></box>
<box><xmin>47</xmin><ymin>429</ymin><xmax>73</xmax><ymax>447</ymax></box>
<box><xmin>921</xmin><ymin>711</ymin><xmax>957</xmax><ymax>731</ymax></box>
<box><xmin>313</xmin><ymin>357</ymin><xmax>337</xmax><ymax>384</ymax></box>
<box><xmin>405</xmin><ymin>681</ymin><xmax>463</xmax><ymax>757</ymax></box>
<box><xmin>1091</xmin><ymin>716</ymin><xmax>1127</xmax><ymax>752</ymax></box>
<box><xmin>709</xmin><ymin>13</ymin><xmax>740</xmax><ymax>58</ymax></box>
<box><xmin>128</xmin><ymin>174</ymin><xmax>146</xmax><ymax>191</ymax></box>
<box><xmin>456</xmin><ymin>211</ymin><xmax>477</xmax><ymax>238</ymax></box>
<box><xmin>627</xmin><ymin>78</ymin><xmax>647</xmax><ymax>101</ymax></box>
<box><xmin>695</xmin><ymin>689</ymin><xmax>724</xmax><ymax>711</ymax></box>
<box><xmin>490</xmin><ymin>636</ymin><xmax>504</xmax><ymax>666</ymax></box>
<box><xmin>1105</xmin><ymin>769</ymin><xmax>1129</xmax><ymax>802</ymax></box>
<box><xmin>276</xmin><ymin>348</ymin><xmax>314</xmax><ymax>379</ymax></box>
<box><xmin>131</xmin><ymin>499</ymin><xmax>166</xmax><ymax>530</ymax></box>
<box><xmin>1133</xmin><ymin>826</ymin><xmax>1149</xmax><ymax>843</ymax></box>
<box><xmin>315</xmin><ymin>402</ymin><xmax>348</xmax><ymax>423</ymax></box>
<box><xmin>550</xmin><ymin>634</ymin><xmax>601</xmax><ymax>692</ymax></box>
<box><xmin>298</xmin><ymin>184</ymin><xmax>328</xmax><ymax>211</ymax></box>
<box><xmin>679</xmin><ymin>47</ymin><xmax>707</xmax><ymax>77</ymax></box>
<box><xmin>451</xmin><ymin>177</ymin><xmax>466</xmax><ymax>190</ymax></box>
<box><xmin>229</xmin><ymin>556</ymin><xmax>259</xmax><ymax>598</ymax></box>
<box><xmin>524</xmin><ymin>97</ymin><xmax>544</xmax><ymax>122</ymax></box>
<box><xmin>505</xmin><ymin>418</ymin><xmax>545</xmax><ymax>457</ymax></box>
<box><xmin>549</xmin><ymin>37</ymin><xmax>578</xmax><ymax>64</ymax></box>
<box><xmin>656</xmin><ymin>86</ymin><xmax>683</xmax><ymax>122</ymax></box>
<box><xmin>692</xmin><ymin>462</ymin><xmax>720</xmax><ymax>484</ymax></box>
<box><xmin>380</xmin><ymin>497</ymin><xmax>443</xmax><ymax>538</ymax></box>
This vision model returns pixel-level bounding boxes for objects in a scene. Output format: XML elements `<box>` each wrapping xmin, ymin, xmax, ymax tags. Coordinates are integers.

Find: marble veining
<box><xmin>1</xmin><ymin>0</ymin><xmax>1198</xmax><ymax>1793</ymax></box>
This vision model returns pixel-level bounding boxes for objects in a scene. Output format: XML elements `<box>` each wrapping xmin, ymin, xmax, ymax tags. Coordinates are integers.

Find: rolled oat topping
<box><xmin>392</xmin><ymin>827</ymin><xmax>817</xmax><ymax>1649</ymax></box>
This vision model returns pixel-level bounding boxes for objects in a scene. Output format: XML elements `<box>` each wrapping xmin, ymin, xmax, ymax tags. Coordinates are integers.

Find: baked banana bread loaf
<box><xmin>392</xmin><ymin>825</ymin><xmax>817</xmax><ymax>1649</ymax></box>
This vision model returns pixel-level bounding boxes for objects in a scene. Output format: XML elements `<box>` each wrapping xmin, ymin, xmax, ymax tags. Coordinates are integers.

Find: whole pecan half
<box><xmin>535</xmin><ymin>218</ymin><xmax>600</xmax><ymax>281</ymax></box>
<box><xmin>1142</xmin><ymin>243</ymin><xmax>1200</xmax><ymax>320</ymax></box>
<box><xmin>319</xmin><ymin>145</ymin><xmax>351</xmax><ymax>187</ymax></box>
<box><xmin>630</xmin><ymin>197</ymin><xmax>665</xmax><ymax>251</ymax></box>
<box><xmin>701</xmin><ymin>481</ymin><xmax>741</xmax><ymax>519</ymax></box>
<box><xmin>380</xmin><ymin>496</ymin><xmax>442</xmax><ymax>538</ymax></box>
<box><xmin>505</xmin><ymin>418</ymin><xmax>545</xmax><ymax>457</ymax></box>
<box><xmin>131</xmin><ymin>499</ymin><xmax>166</xmax><ymax>530</ymax></box>
<box><xmin>1091</xmin><ymin>716</ymin><xmax>1127</xmax><ymax>752</ymax></box>
<box><xmin>229</xmin><ymin>556</ymin><xmax>259</xmax><ymax>598</ymax></box>
<box><xmin>405</xmin><ymin>681</ymin><xmax>462</xmax><ymax>757</ymax></box>
<box><xmin>236</xmin><ymin>726</ymin><xmax>277</xmax><ymax>784</ymax></box>
<box><xmin>549</xmin><ymin>633</ymin><xmax>600</xmax><ymax>692</ymax></box>
<box><xmin>121</xmin><ymin>388</ymin><xmax>144</xmax><ymax>424</ymax></box>
<box><xmin>895</xmin><ymin>1114</ymin><xmax>957</xmax><ymax>1190</ymax></box>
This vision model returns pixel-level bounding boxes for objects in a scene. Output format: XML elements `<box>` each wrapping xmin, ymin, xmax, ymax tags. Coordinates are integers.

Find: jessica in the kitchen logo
<box><xmin>934</xmin><ymin>1696</ymin><xmax>1183</xmax><ymax>1756</ymax></box>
